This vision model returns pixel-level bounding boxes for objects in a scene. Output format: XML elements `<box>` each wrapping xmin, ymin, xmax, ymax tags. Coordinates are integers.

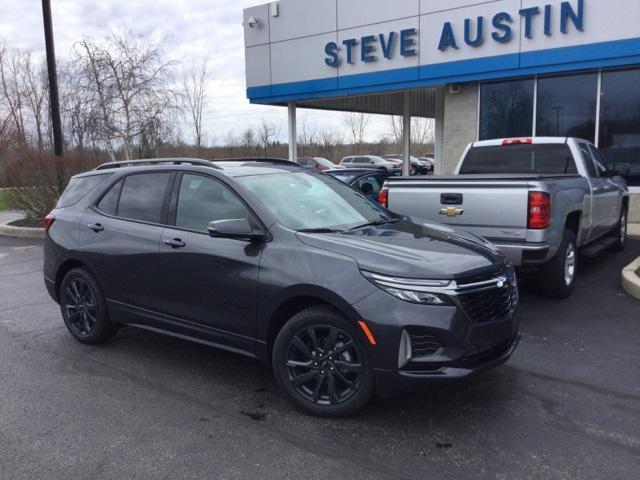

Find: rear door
<box><xmin>79</xmin><ymin>172</ymin><xmax>173</xmax><ymax>313</ymax></box>
<box><xmin>588</xmin><ymin>144</ymin><xmax>620</xmax><ymax>231</ymax></box>
<box><xmin>579</xmin><ymin>143</ymin><xmax>611</xmax><ymax>239</ymax></box>
<box><xmin>157</xmin><ymin>173</ymin><xmax>263</xmax><ymax>351</ymax></box>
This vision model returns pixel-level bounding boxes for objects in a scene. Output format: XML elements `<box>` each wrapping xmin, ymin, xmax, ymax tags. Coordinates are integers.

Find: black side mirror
<box><xmin>208</xmin><ymin>219</ymin><xmax>264</xmax><ymax>241</ymax></box>
<box><xmin>610</xmin><ymin>163</ymin><xmax>630</xmax><ymax>177</ymax></box>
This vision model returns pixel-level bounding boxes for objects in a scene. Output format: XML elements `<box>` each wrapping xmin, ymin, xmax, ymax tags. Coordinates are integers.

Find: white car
<box><xmin>340</xmin><ymin>155</ymin><xmax>401</xmax><ymax>173</ymax></box>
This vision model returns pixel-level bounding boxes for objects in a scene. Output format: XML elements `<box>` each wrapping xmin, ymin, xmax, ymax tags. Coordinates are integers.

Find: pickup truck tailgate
<box><xmin>386</xmin><ymin>176</ymin><xmax>531</xmax><ymax>242</ymax></box>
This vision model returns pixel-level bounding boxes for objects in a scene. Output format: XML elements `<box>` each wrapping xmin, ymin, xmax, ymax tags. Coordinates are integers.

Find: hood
<box><xmin>296</xmin><ymin>219</ymin><xmax>505</xmax><ymax>280</ymax></box>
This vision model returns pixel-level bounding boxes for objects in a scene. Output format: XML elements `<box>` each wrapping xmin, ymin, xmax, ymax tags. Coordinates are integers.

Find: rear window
<box><xmin>56</xmin><ymin>174</ymin><xmax>112</xmax><ymax>208</ymax></box>
<box><xmin>326</xmin><ymin>171</ymin><xmax>361</xmax><ymax>184</ymax></box>
<box><xmin>459</xmin><ymin>144</ymin><xmax>578</xmax><ymax>175</ymax></box>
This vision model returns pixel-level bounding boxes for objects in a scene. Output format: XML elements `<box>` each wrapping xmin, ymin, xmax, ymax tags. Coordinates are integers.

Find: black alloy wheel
<box><xmin>59</xmin><ymin>268</ymin><xmax>118</xmax><ymax>344</ymax></box>
<box><xmin>273</xmin><ymin>306</ymin><xmax>374</xmax><ymax>417</ymax></box>
<box><xmin>285</xmin><ymin>325</ymin><xmax>364</xmax><ymax>406</ymax></box>
<box><xmin>63</xmin><ymin>278</ymin><xmax>98</xmax><ymax>336</ymax></box>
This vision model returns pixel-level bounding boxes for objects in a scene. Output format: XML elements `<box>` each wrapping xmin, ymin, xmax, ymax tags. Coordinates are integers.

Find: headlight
<box><xmin>361</xmin><ymin>271</ymin><xmax>452</xmax><ymax>305</ymax></box>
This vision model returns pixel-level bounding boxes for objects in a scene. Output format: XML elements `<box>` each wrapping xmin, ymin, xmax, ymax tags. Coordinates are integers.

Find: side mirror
<box><xmin>208</xmin><ymin>219</ymin><xmax>264</xmax><ymax>241</ymax></box>
<box><xmin>610</xmin><ymin>163</ymin><xmax>630</xmax><ymax>177</ymax></box>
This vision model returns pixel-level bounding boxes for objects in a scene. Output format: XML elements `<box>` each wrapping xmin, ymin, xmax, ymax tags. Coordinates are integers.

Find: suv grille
<box><xmin>406</xmin><ymin>328</ymin><xmax>442</xmax><ymax>357</ymax></box>
<box><xmin>456</xmin><ymin>269</ymin><xmax>518</xmax><ymax>324</ymax></box>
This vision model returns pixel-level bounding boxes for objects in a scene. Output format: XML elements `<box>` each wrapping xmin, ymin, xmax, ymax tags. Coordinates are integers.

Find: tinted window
<box><xmin>353</xmin><ymin>157</ymin><xmax>369</xmax><ymax>164</ymax></box>
<box><xmin>579</xmin><ymin>144</ymin><xmax>598</xmax><ymax>177</ymax></box>
<box><xmin>117</xmin><ymin>173</ymin><xmax>172</xmax><ymax>223</ymax></box>
<box><xmin>479</xmin><ymin>79</ymin><xmax>534</xmax><ymax>140</ymax></box>
<box><xmin>536</xmin><ymin>73</ymin><xmax>598</xmax><ymax>142</ymax></box>
<box><xmin>57</xmin><ymin>174</ymin><xmax>112</xmax><ymax>208</ymax></box>
<box><xmin>460</xmin><ymin>144</ymin><xmax>578</xmax><ymax>175</ymax></box>
<box><xmin>97</xmin><ymin>179</ymin><xmax>123</xmax><ymax>215</ymax></box>
<box><xmin>175</xmin><ymin>174</ymin><xmax>250</xmax><ymax>232</ymax></box>
<box><xmin>599</xmin><ymin>68</ymin><xmax>640</xmax><ymax>186</ymax></box>
<box><xmin>354</xmin><ymin>175</ymin><xmax>383</xmax><ymax>196</ymax></box>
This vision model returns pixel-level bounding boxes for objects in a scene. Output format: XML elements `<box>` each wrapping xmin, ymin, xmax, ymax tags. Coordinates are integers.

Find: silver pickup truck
<box><xmin>382</xmin><ymin>137</ymin><xmax>630</xmax><ymax>298</ymax></box>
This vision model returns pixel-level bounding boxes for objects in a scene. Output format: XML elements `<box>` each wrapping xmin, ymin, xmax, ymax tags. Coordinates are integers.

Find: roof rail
<box><xmin>94</xmin><ymin>158</ymin><xmax>220</xmax><ymax>171</ymax></box>
<box><xmin>213</xmin><ymin>157</ymin><xmax>301</xmax><ymax>167</ymax></box>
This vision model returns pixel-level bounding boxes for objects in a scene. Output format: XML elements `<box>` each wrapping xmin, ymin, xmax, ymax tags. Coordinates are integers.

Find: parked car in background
<box><xmin>298</xmin><ymin>157</ymin><xmax>343</xmax><ymax>172</ymax></box>
<box><xmin>383</xmin><ymin>155</ymin><xmax>433</xmax><ymax>175</ymax></box>
<box><xmin>340</xmin><ymin>155</ymin><xmax>401</xmax><ymax>173</ymax></box>
<box><xmin>418</xmin><ymin>157</ymin><xmax>435</xmax><ymax>173</ymax></box>
<box><xmin>382</xmin><ymin>137</ymin><xmax>630</xmax><ymax>298</ymax></box>
<box><xmin>325</xmin><ymin>168</ymin><xmax>393</xmax><ymax>203</ymax></box>
<box><xmin>44</xmin><ymin>158</ymin><xmax>519</xmax><ymax>417</ymax></box>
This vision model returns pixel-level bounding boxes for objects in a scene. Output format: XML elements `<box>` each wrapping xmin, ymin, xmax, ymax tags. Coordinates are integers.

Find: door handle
<box><xmin>163</xmin><ymin>238</ymin><xmax>186</xmax><ymax>249</ymax></box>
<box><xmin>87</xmin><ymin>223</ymin><xmax>104</xmax><ymax>232</ymax></box>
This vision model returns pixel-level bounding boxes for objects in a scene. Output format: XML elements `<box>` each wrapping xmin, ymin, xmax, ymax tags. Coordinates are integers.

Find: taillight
<box><xmin>43</xmin><ymin>213</ymin><xmax>55</xmax><ymax>232</ymax></box>
<box><xmin>528</xmin><ymin>192</ymin><xmax>551</xmax><ymax>229</ymax></box>
<box><xmin>378</xmin><ymin>184</ymin><xmax>389</xmax><ymax>207</ymax></box>
<box><xmin>502</xmin><ymin>137</ymin><xmax>533</xmax><ymax>145</ymax></box>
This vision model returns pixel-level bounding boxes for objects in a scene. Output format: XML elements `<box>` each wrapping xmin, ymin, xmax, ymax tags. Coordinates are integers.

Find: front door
<box><xmin>158</xmin><ymin>173</ymin><xmax>263</xmax><ymax>352</ymax></box>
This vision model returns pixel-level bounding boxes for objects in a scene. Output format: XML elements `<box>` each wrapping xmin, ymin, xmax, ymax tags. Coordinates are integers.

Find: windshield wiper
<box><xmin>297</xmin><ymin>227</ymin><xmax>342</xmax><ymax>234</ymax></box>
<box><xmin>348</xmin><ymin>218</ymin><xmax>400</xmax><ymax>231</ymax></box>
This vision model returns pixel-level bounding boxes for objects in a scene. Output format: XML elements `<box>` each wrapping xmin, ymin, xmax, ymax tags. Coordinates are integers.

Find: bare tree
<box><xmin>258</xmin><ymin>118</ymin><xmax>277</xmax><ymax>154</ymax></box>
<box><xmin>180</xmin><ymin>57</ymin><xmax>209</xmax><ymax>149</ymax></box>
<box><xmin>342</xmin><ymin>112</ymin><xmax>370</xmax><ymax>146</ymax></box>
<box><xmin>20</xmin><ymin>52</ymin><xmax>48</xmax><ymax>151</ymax></box>
<box><xmin>387</xmin><ymin>116</ymin><xmax>435</xmax><ymax>147</ymax></box>
<box><xmin>72</xmin><ymin>27</ymin><xmax>178</xmax><ymax>160</ymax></box>
<box><xmin>0</xmin><ymin>43</ymin><xmax>27</xmax><ymax>146</ymax></box>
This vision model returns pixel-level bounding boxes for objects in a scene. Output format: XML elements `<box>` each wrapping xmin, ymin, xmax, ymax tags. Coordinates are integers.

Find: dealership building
<box><xmin>243</xmin><ymin>0</ymin><xmax>640</xmax><ymax>217</ymax></box>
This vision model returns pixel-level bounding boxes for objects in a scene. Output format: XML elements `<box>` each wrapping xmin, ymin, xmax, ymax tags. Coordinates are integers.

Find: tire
<box><xmin>536</xmin><ymin>229</ymin><xmax>577</xmax><ymax>299</ymax></box>
<box><xmin>609</xmin><ymin>206</ymin><xmax>627</xmax><ymax>252</ymax></box>
<box><xmin>272</xmin><ymin>306</ymin><xmax>375</xmax><ymax>417</ymax></box>
<box><xmin>59</xmin><ymin>268</ymin><xmax>118</xmax><ymax>344</ymax></box>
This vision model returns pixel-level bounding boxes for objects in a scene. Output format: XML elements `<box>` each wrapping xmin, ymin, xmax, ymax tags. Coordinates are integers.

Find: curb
<box><xmin>629</xmin><ymin>223</ymin><xmax>640</xmax><ymax>240</ymax></box>
<box><xmin>621</xmin><ymin>257</ymin><xmax>640</xmax><ymax>301</ymax></box>
<box><xmin>0</xmin><ymin>214</ymin><xmax>46</xmax><ymax>239</ymax></box>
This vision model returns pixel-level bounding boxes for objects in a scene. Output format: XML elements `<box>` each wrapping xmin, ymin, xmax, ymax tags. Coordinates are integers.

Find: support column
<box><xmin>288</xmin><ymin>101</ymin><xmax>297</xmax><ymax>163</ymax></box>
<box><xmin>434</xmin><ymin>86</ymin><xmax>445</xmax><ymax>175</ymax></box>
<box><xmin>402</xmin><ymin>93</ymin><xmax>411</xmax><ymax>177</ymax></box>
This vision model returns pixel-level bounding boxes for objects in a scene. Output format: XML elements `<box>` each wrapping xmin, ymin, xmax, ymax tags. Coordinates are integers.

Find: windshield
<box><xmin>238</xmin><ymin>172</ymin><xmax>392</xmax><ymax>231</ymax></box>
<box><xmin>315</xmin><ymin>157</ymin><xmax>334</xmax><ymax>167</ymax></box>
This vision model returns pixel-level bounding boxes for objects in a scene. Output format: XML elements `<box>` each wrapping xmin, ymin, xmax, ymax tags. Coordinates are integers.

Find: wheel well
<box><xmin>266</xmin><ymin>296</ymin><xmax>335</xmax><ymax>359</ymax></box>
<box><xmin>565</xmin><ymin>211</ymin><xmax>581</xmax><ymax>236</ymax></box>
<box><xmin>54</xmin><ymin>259</ymin><xmax>86</xmax><ymax>299</ymax></box>
<box><xmin>622</xmin><ymin>197</ymin><xmax>629</xmax><ymax>212</ymax></box>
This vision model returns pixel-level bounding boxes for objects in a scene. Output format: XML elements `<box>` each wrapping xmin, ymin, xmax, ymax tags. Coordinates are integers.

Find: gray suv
<box><xmin>43</xmin><ymin>158</ymin><xmax>520</xmax><ymax>417</ymax></box>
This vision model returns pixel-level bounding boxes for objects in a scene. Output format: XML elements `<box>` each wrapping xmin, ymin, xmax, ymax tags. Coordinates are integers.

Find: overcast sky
<box><xmin>0</xmin><ymin>0</ymin><xmax>389</xmax><ymax>146</ymax></box>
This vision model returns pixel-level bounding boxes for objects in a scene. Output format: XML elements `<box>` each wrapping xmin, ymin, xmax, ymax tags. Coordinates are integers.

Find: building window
<box><xmin>536</xmin><ymin>72</ymin><xmax>598</xmax><ymax>142</ymax></box>
<box><xmin>599</xmin><ymin>68</ymin><xmax>640</xmax><ymax>187</ymax></box>
<box><xmin>479</xmin><ymin>79</ymin><xmax>534</xmax><ymax>140</ymax></box>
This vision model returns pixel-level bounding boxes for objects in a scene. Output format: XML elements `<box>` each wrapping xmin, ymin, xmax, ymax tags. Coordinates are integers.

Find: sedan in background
<box><xmin>325</xmin><ymin>168</ymin><xmax>393</xmax><ymax>203</ymax></box>
<box><xmin>383</xmin><ymin>155</ymin><xmax>433</xmax><ymax>175</ymax></box>
<box><xmin>298</xmin><ymin>157</ymin><xmax>343</xmax><ymax>171</ymax></box>
<box><xmin>340</xmin><ymin>155</ymin><xmax>401</xmax><ymax>173</ymax></box>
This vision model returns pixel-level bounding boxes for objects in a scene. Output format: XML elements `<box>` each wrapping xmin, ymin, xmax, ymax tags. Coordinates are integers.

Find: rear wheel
<box><xmin>609</xmin><ymin>206</ymin><xmax>627</xmax><ymax>252</ymax></box>
<box><xmin>59</xmin><ymin>268</ymin><xmax>118</xmax><ymax>344</ymax></box>
<box><xmin>272</xmin><ymin>306</ymin><xmax>374</xmax><ymax>417</ymax></box>
<box><xmin>536</xmin><ymin>229</ymin><xmax>577</xmax><ymax>299</ymax></box>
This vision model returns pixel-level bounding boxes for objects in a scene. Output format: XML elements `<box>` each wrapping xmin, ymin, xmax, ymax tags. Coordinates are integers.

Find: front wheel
<box><xmin>272</xmin><ymin>306</ymin><xmax>374</xmax><ymax>417</ymax></box>
<box><xmin>536</xmin><ymin>229</ymin><xmax>577</xmax><ymax>299</ymax></box>
<box><xmin>59</xmin><ymin>268</ymin><xmax>118</xmax><ymax>344</ymax></box>
<box><xmin>610</xmin><ymin>206</ymin><xmax>627</xmax><ymax>252</ymax></box>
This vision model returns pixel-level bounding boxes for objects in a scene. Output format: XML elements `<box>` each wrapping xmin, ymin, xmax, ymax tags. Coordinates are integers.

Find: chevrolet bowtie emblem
<box><xmin>439</xmin><ymin>207</ymin><xmax>464</xmax><ymax>217</ymax></box>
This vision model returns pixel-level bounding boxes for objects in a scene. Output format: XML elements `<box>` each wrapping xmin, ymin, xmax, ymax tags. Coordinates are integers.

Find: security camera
<box><xmin>246</xmin><ymin>16</ymin><xmax>259</xmax><ymax>29</ymax></box>
<box><xmin>448</xmin><ymin>84</ymin><xmax>461</xmax><ymax>94</ymax></box>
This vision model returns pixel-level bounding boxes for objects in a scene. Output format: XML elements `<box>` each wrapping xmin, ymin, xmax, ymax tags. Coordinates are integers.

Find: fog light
<box><xmin>398</xmin><ymin>330</ymin><xmax>412</xmax><ymax>368</ymax></box>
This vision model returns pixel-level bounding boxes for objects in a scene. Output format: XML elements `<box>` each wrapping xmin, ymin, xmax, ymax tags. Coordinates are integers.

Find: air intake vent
<box><xmin>406</xmin><ymin>328</ymin><xmax>442</xmax><ymax>357</ymax></box>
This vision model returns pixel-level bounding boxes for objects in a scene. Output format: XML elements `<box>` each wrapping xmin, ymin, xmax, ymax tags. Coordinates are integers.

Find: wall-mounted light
<box><xmin>270</xmin><ymin>2</ymin><xmax>279</xmax><ymax>17</ymax></box>
<box><xmin>246</xmin><ymin>16</ymin><xmax>259</xmax><ymax>29</ymax></box>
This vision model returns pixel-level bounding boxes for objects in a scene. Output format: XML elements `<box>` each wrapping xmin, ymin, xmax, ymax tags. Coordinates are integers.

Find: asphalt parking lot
<box><xmin>1</xmin><ymin>236</ymin><xmax>639</xmax><ymax>480</ymax></box>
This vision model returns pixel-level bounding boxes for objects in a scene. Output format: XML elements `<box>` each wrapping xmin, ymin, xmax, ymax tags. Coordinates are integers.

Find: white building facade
<box><xmin>244</xmin><ymin>0</ymin><xmax>640</xmax><ymax>217</ymax></box>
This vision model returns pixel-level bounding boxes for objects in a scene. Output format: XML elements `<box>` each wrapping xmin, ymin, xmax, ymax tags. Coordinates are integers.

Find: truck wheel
<box><xmin>609</xmin><ymin>206</ymin><xmax>627</xmax><ymax>252</ymax></box>
<box><xmin>536</xmin><ymin>229</ymin><xmax>577</xmax><ymax>299</ymax></box>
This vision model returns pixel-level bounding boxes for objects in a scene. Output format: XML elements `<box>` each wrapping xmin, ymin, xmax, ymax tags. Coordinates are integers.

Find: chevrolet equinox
<box><xmin>44</xmin><ymin>158</ymin><xmax>520</xmax><ymax>416</ymax></box>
